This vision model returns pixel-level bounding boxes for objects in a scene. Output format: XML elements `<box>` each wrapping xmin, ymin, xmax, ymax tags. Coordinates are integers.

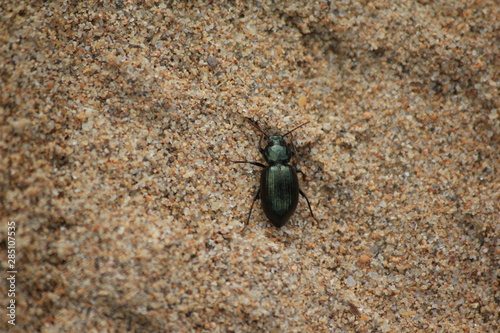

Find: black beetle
<box><xmin>233</xmin><ymin>118</ymin><xmax>317</xmax><ymax>231</ymax></box>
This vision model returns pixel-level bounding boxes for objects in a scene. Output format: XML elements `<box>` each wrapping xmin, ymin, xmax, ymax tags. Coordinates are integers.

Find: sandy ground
<box><xmin>1</xmin><ymin>1</ymin><xmax>498</xmax><ymax>332</ymax></box>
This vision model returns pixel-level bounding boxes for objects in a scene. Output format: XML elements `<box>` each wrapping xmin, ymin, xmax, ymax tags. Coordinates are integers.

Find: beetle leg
<box><xmin>240</xmin><ymin>188</ymin><xmax>260</xmax><ymax>233</ymax></box>
<box><xmin>295</xmin><ymin>166</ymin><xmax>307</xmax><ymax>179</ymax></box>
<box><xmin>232</xmin><ymin>160</ymin><xmax>266</xmax><ymax>168</ymax></box>
<box><xmin>299</xmin><ymin>189</ymin><xmax>318</xmax><ymax>223</ymax></box>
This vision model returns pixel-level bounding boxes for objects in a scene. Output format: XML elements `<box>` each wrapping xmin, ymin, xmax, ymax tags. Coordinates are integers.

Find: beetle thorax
<box><xmin>263</xmin><ymin>135</ymin><xmax>292</xmax><ymax>164</ymax></box>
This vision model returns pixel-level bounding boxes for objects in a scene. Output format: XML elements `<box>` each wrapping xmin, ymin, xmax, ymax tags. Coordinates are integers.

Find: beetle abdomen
<box><xmin>260</xmin><ymin>164</ymin><xmax>299</xmax><ymax>227</ymax></box>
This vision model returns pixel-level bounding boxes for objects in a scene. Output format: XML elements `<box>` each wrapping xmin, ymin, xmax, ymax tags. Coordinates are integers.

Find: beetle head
<box><xmin>245</xmin><ymin>118</ymin><xmax>310</xmax><ymax>164</ymax></box>
<box><xmin>263</xmin><ymin>135</ymin><xmax>292</xmax><ymax>164</ymax></box>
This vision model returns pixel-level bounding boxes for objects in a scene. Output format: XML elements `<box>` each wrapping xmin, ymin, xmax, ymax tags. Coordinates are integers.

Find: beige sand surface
<box><xmin>1</xmin><ymin>1</ymin><xmax>498</xmax><ymax>332</ymax></box>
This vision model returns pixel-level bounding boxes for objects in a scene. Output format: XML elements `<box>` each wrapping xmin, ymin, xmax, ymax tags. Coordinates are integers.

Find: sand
<box><xmin>1</xmin><ymin>1</ymin><xmax>498</xmax><ymax>332</ymax></box>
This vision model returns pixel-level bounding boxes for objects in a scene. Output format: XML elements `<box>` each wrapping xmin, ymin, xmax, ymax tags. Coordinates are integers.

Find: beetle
<box><xmin>233</xmin><ymin>118</ymin><xmax>318</xmax><ymax>231</ymax></box>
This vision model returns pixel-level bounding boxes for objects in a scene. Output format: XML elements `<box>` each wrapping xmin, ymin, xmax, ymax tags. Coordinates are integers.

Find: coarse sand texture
<box><xmin>1</xmin><ymin>1</ymin><xmax>498</xmax><ymax>332</ymax></box>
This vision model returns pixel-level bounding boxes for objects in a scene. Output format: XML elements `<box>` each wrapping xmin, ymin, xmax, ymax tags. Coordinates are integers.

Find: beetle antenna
<box><xmin>283</xmin><ymin>121</ymin><xmax>310</xmax><ymax>137</ymax></box>
<box><xmin>246</xmin><ymin>118</ymin><xmax>268</xmax><ymax>137</ymax></box>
